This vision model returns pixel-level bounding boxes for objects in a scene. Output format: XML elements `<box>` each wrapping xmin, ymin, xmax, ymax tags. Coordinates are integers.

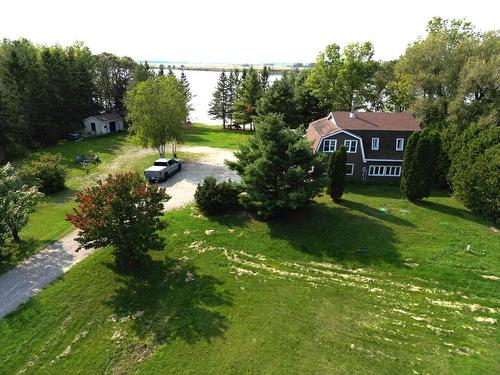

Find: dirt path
<box><xmin>0</xmin><ymin>146</ymin><xmax>238</xmax><ymax>319</ymax></box>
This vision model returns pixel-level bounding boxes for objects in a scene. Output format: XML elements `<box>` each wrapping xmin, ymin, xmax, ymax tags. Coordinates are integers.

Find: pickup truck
<box><xmin>144</xmin><ymin>158</ymin><xmax>182</xmax><ymax>183</ymax></box>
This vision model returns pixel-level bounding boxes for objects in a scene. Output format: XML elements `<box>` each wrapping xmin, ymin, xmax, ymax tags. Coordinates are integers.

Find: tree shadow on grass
<box><xmin>340</xmin><ymin>199</ymin><xmax>416</xmax><ymax>228</ymax></box>
<box><xmin>267</xmin><ymin>201</ymin><xmax>403</xmax><ymax>266</ymax></box>
<box><xmin>106</xmin><ymin>257</ymin><xmax>232</xmax><ymax>345</ymax></box>
<box><xmin>201</xmin><ymin>209</ymin><xmax>253</xmax><ymax>229</ymax></box>
<box><xmin>414</xmin><ymin>200</ymin><xmax>490</xmax><ymax>226</ymax></box>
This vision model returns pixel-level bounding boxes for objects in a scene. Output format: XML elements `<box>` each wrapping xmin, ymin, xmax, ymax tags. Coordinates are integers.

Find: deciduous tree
<box><xmin>306</xmin><ymin>42</ymin><xmax>379</xmax><ymax>111</ymax></box>
<box><xmin>0</xmin><ymin>163</ymin><xmax>43</xmax><ymax>242</ymax></box>
<box><xmin>66</xmin><ymin>173</ymin><xmax>170</xmax><ymax>271</ymax></box>
<box><xmin>126</xmin><ymin>76</ymin><xmax>188</xmax><ymax>157</ymax></box>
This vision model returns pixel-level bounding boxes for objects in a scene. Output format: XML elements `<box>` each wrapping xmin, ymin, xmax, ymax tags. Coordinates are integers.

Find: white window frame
<box><xmin>371</xmin><ymin>137</ymin><xmax>379</xmax><ymax>151</ymax></box>
<box><xmin>368</xmin><ymin>165</ymin><xmax>402</xmax><ymax>177</ymax></box>
<box><xmin>346</xmin><ymin>163</ymin><xmax>354</xmax><ymax>176</ymax></box>
<box><xmin>344</xmin><ymin>139</ymin><xmax>357</xmax><ymax>153</ymax></box>
<box><xmin>323</xmin><ymin>139</ymin><xmax>337</xmax><ymax>153</ymax></box>
<box><xmin>396</xmin><ymin>138</ymin><xmax>405</xmax><ymax>151</ymax></box>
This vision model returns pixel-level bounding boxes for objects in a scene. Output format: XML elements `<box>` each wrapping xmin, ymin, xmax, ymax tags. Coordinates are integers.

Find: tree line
<box><xmin>0</xmin><ymin>38</ymin><xmax>193</xmax><ymax>163</ymax></box>
<box><xmin>210</xmin><ymin>17</ymin><xmax>499</xmax><ymax>223</ymax></box>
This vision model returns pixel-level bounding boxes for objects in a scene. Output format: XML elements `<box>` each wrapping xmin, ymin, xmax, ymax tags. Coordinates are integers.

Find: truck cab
<box><xmin>144</xmin><ymin>158</ymin><xmax>181</xmax><ymax>182</ymax></box>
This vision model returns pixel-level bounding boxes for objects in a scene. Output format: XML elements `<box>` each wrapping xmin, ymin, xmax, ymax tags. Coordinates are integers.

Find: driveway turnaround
<box><xmin>0</xmin><ymin>146</ymin><xmax>238</xmax><ymax>319</ymax></box>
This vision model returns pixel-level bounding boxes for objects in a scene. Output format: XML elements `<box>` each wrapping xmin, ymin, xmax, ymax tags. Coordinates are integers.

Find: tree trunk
<box><xmin>172</xmin><ymin>139</ymin><xmax>177</xmax><ymax>158</ymax></box>
<box><xmin>11</xmin><ymin>228</ymin><xmax>20</xmax><ymax>243</ymax></box>
<box><xmin>223</xmin><ymin>117</ymin><xmax>226</xmax><ymax>129</ymax></box>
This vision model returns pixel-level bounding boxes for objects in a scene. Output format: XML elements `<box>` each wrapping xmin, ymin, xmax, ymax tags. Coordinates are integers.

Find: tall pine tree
<box><xmin>179</xmin><ymin>70</ymin><xmax>193</xmax><ymax>114</ymax></box>
<box><xmin>232</xmin><ymin>67</ymin><xmax>262</xmax><ymax>130</ymax></box>
<box><xmin>208</xmin><ymin>71</ymin><xmax>230</xmax><ymax>128</ymax></box>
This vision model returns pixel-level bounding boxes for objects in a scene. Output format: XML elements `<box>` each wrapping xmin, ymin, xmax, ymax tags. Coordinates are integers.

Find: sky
<box><xmin>0</xmin><ymin>0</ymin><xmax>498</xmax><ymax>64</ymax></box>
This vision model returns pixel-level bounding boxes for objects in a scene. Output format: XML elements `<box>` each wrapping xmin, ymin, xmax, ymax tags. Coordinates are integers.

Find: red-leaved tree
<box><xmin>66</xmin><ymin>173</ymin><xmax>170</xmax><ymax>270</ymax></box>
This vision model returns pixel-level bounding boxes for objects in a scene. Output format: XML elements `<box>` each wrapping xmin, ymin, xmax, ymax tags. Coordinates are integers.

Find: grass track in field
<box><xmin>1</xmin><ymin>185</ymin><xmax>498</xmax><ymax>374</ymax></box>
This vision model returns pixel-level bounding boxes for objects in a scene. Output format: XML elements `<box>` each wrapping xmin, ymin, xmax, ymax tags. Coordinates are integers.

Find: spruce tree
<box><xmin>208</xmin><ymin>71</ymin><xmax>230</xmax><ymax>128</ymax></box>
<box><xmin>261</xmin><ymin>65</ymin><xmax>269</xmax><ymax>91</ymax></box>
<box><xmin>327</xmin><ymin>146</ymin><xmax>347</xmax><ymax>202</ymax></box>
<box><xmin>227</xmin><ymin>69</ymin><xmax>240</xmax><ymax>126</ymax></box>
<box><xmin>179</xmin><ymin>70</ymin><xmax>193</xmax><ymax>113</ymax></box>
<box><xmin>226</xmin><ymin>113</ymin><xmax>326</xmax><ymax>217</ymax></box>
<box><xmin>232</xmin><ymin>67</ymin><xmax>262</xmax><ymax>130</ymax></box>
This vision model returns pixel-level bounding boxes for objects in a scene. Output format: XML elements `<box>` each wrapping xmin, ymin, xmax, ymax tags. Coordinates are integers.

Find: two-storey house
<box><xmin>306</xmin><ymin>111</ymin><xmax>421</xmax><ymax>182</ymax></box>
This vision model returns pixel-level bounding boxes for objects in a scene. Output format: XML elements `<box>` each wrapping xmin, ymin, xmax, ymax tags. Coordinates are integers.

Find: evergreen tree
<box><xmin>232</xmin><ymin>67</ymin><xmax>262</xmax><ymax>130</ymax></box>
<box><xmin>257</xmin><ymin>71</ymin><xmax>324</xmax><ymax>129</ymax></box>
<box><xmin>158</xmin><ymin>64</ymin><xmax>164</xmax><ymax>76</ymax></box>
<box><xmin>327</xmin><ymin>146</ymin><xmax>347</xmax><ymax>202</ymax></box>
<box><xmin>226</xmin><ymin>113</ymin><xmax>326</xmax><ymax>217</ymax></box>
<box><xmin>257</xmin><ymin>73</ymin><xmax>295</xmax><ymax>124</ymax></box>
<box><xmin>261</xmin><ymin>66</ymin><xmax>269</xmax><ymax>91</ymax></box>
<box><xmin>401</xmin><ymin>131</ymin><xmax>440</xmax><ymax>201</ymax></box>
<box><xmin>179</xmin><ymin>70</ymin><xmax>193</xmax><ymax>113</ymax></box>
<box><xmin>227</xmin><ymin>69</ymin><xmax>240</xmax><ymax>125</ymax></box>
<box><xmin>208</xmin><ymin>71</ymin><xmax>230</xmax><ymax>128</ymax></box>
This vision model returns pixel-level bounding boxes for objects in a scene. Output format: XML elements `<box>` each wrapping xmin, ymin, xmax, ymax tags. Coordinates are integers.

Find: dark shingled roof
<box><xmin>328</xmin><ymin>112</ymin><xmax>421</xmax><ymax>132</ymax></box>
<box><xmin>306</xmin><ymin>111</ymin><xmax>420</xmax><ymax>151</ymax></box>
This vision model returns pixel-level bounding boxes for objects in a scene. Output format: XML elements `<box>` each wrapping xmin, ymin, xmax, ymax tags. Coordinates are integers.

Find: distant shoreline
<box><xmin>148</xmin><ymin>63</ymin><xmax>310</xmax><ymax>74</ymax></box>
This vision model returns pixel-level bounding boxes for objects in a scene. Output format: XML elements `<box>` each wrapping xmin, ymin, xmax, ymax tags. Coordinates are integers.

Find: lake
<box><xmin>169</xmin><ymin>69</ymin><xmax>280</xmax><ymax>125</ymax></box>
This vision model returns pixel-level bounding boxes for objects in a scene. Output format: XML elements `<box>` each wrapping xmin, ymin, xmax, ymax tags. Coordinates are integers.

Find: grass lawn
<box><xmin>1</xmin><ymin>185</ymin><xmax>498</xmax><ymax>374</ymax></box>
<box><xmin>185</xmin><ymin>123</ymin><xmax>252</xmax><ymax>149</ymax></box>
<box><xmin>1</xmin><ymin>125</ymin><xmax>228</xmax><ymax>272</ymax></box>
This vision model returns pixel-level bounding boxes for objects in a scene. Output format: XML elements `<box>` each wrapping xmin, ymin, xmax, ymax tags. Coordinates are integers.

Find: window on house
<box><xmin>323</xmin><ymin>139</ymin><xmax>337</xmax><ymax>153</ymax></box>
<box><xmin>91</xmin><ymin>122</ymin><xmax>96</xmax><ymax>132</ymax></box>
<box><xmin>344</xmin><ymin>139</ymin><xmax>357</xmax><ymax>153</ymax></box>
<box><xmin>396</xmin><ymin>138</ymin><xmax>405</xmax><ymax>151</ymax></box>
<box><xmin>368</xmin><ymin>165</ymin><xmax>402</xmax><ymax>177</ymax></box>
<box><xmin>371</xmin><ymin>138</ymin><xmax>379</xmax><ymax>150</ymax></box>
<box><xmin>346</xmin><ymin>163</ymin><xmax>354</xmax><ymax>176</ymax></box>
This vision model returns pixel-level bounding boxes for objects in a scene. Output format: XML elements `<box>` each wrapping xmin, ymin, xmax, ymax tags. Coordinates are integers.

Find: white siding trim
<box><xmin>365</xmin><ymin>158</ymin><xmax>403</xmax><ymax>162</ymax></box>
<box><xmin>371</xmin><ymin>137</ymin><xmax>379</xmax><ymax>150</ymax></box>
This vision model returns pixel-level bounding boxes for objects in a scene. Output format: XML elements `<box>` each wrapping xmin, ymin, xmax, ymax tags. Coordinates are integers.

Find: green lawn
<box><xmin>2</xmin><ymin>123</ymin><xmax>241</xmax><ymax>272</ymax></box>
<box><xmin>185</xmin><ymin>123</ymin><xmax>252</xmax><ymax>149</ymax></box>
<box><xmin>1</xmin><ymin>185</ymin><xmax>498</xmax><ymax>374</ymax></box>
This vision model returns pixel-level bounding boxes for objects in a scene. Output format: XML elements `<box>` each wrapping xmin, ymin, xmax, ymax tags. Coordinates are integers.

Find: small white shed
<box><xmin>83</xmin><ymin>113</ymin><xmax>124</xmax><ymax>137</ymax></box>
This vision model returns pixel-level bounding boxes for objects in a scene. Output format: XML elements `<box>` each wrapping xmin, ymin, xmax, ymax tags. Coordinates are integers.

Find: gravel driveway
<box><xmin>0</xmin><ymin>145</ymin><xmax>238</xmax><ymax>319</ymax></box>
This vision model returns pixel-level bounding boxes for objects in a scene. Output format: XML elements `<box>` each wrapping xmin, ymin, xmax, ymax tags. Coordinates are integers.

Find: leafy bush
<box><xmin>226</xmin><ymin>113</ymin><xmax>326</xmax><ymax>217</ymax></box>
<box><xmin>327</xmin><ymin>146</ymin><xmax>347</xmax><ymax>202</ymax></box>
<box><xmin>20</xmin><ymin>153</ymin><xmax>67</xmax><ymax>194</ymax></box>
<box><xmin>0</xmin><ymin>163</ymin><xmax>43</xmax><ymax>243</ymax></box>
<box><xmin>195</xmin><ymin>176</ymin><xmax>241</xmax><ymax>214</ymax></box>
<box><xmin>449</xmin><ymin>125</ymin><xmax>499</xmax><ymax>224</ymax></box>
<box><xmin>66</xmin><ymin>173</ymin><xmax>170</xmax><ymax>271</ymax></box>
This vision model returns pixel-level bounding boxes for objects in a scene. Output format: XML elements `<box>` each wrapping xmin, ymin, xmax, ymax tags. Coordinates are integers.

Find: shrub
<box><xmin>66</xmin><ymin>173</ymin><xmax>170</xmax><ymax>271</ymax></box>
<box><xmin>327</xmin><ymin>146</ymin><xmax>347</xmax><ymax>202</ymax></box>
<box><xmin>20</xmin><ymin>153</ymin><xmax>67</xmax><ymax>194</ymax></box>
<box><xmin>226</xmin><ymin>113</ymin><xmax>326</xmax><ymax>217</ymax></box>
<box><xmin>0</xmin><ymin>163</ymin><xmax>44</xmax><ymax>243</ymax></box>
<box><xmin>450</xmin><ymin>125</ymin><xmax>500</xmax><ymax>223</ymax></box>
<box><xmin>195</xmin><ymin>176</ymin><xmax>241</xmax><ymax>214</ymax></box>
<box><xmin>401</xmin><ymin>131</ymin><xmax>440</xmax><ymax>201</ymax></box>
